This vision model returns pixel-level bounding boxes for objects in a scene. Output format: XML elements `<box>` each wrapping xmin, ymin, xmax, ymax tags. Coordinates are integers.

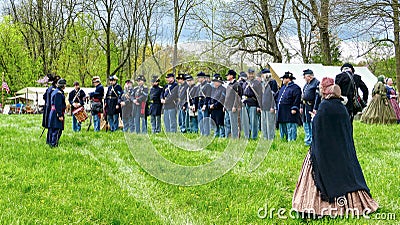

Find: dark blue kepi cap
<box><xmin>226</xmin><ymin>69</ymin><xmax>237</xmax><ymax>77</ymax></box>
<box><xmin>197</xmin><ymin>71</ymin><xmax>207</xmax><ymax>77</ymax></box>
<box><xmin>184</xmin><ymin>74</ymin><xmax>193</xmax><ymax>80</ymax></box>
<box><xmin>261</xmin><ymin>68</ymin><xmax>271</xmax><ymax>74</ymax></box>
<box><xmin>303</xmin><ymin>69</ymin><xmax>313</xmax><ymax>76</ymax></box>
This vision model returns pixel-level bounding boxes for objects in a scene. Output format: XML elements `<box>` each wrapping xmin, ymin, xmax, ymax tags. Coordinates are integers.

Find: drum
<box><xmin>72</xmin><ymin>106</ymin><xmax>88</xmax><ymax>123</ymax></box>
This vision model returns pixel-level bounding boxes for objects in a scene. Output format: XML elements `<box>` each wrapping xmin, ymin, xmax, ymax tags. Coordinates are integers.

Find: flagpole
<box><xmin>1</xmin><ymin>72</ymin><xmax>4</xmax><ymax>110</ymax></box>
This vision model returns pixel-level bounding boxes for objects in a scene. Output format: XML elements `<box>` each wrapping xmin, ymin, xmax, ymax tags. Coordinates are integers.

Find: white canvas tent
<box><xmin>12</xmin><ymin>87</ymin><xmax>96</xmax><ymax>106</ymax></box>
<box><xmin>8</xmin><ymin>87</ymin><xmax>95</xmax><ymax>109</ymax></box>
<box><xmin>268</xmin><ymin>63</ymin><xmax>378</xmax><ymax>101</ymax></box>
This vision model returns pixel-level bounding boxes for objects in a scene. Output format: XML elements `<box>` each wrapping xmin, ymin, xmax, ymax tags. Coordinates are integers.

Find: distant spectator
<box><xmin>385</xmin><ymin>78</ymin><xmax>400</xmax><ymax>123</ymax></box>
<box><xmin>361</xmin><ymin>75</ymin><xmax>397</xmax><ymax>124</ymax></box>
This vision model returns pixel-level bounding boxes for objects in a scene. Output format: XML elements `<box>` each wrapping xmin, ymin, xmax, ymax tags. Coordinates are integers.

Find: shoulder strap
<box><xmin>246</xmin><ymin>80</ymin><xmax>260</xmax><ymax>100</ymax></box>
<box><xmin>345</xmin><ymin>72</ymin><xmax>358</xmax><ymax>97</ymax></box>
<box><xmin>72</xmin><ymin>89</ymin><xmax>81</xmax><ymax>102</ymax></box>
<box><xmin>111</xmin><ymin>85</ymin><xmax>118</xmax><ymax>97</ymax></box>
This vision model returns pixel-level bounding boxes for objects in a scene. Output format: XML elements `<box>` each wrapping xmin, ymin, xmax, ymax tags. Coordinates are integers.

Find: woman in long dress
<box><xmin>361</xmin><ymin>75</ymin><xmax>397</xmax><ymax>124</ymax></box>
<box><xmin>292</xmin><ymin>77</ymin><xmax>378</xmax><ymax>218</ymax></box>
<box><xmin>385</xmin><ymin>78</ymin><xmax>400</xmax><ymax>123</ymax></box>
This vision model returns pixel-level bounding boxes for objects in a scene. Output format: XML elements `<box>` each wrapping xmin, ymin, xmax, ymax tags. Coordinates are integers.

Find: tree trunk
<box><xmin>260</xmin><ymin>0</ymin><xmax>283</xmax><ymax>63</ymax></box>
<box><xmin>106</xmin><ymin>0</ymin><xmax>112</xmax><ymax>84</ymax></box>
<box><xmin>318</xmin><ymin>0</ymin><xmax>331</xmax><ymax>65</ymax></box>
<box><xmin>392</xmin><ymin>0</ymin><xmax>400</xmax><ymax>92</ymax></box>
<box><xmin>37</xmin><ymin>0</ymin><xmax>47</xmax><ymax>74</ymax></box>
<box><xmin>173</xmin><ymin>0</ymin><xmax>179</xmax><ymax>74</ymax></box>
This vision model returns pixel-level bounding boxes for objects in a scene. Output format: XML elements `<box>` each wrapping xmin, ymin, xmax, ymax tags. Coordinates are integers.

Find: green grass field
<box><xmin>0</xmin><ymin>114</ymin><xmax>399</xmax><ymax>224</ymax></box>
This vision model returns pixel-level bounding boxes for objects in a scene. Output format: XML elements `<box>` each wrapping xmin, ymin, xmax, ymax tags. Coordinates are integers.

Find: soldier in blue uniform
<box><xmin>335</xmin><ymin>63</ymin><xmax>369</xmax><ymax>124</ymax></box>
<box><xmin>261</xmin><ymin>68</ymin><xmax>278</xmax><ymax>95</ymax></box>
<box><xmin>48</xmin><ymin>79</ymin><xmax>67</xmax><ymax>147</ymax></box>
<box><xmin>177</xmin><ymin>73</ymin><xmax>189</xmax><ymax>133</ymax></box>
<box><xmin>68</xmin><ymin>81</ymin><xmax>86</xmax><ymax>132</ymax></box>
<box><xmin>241</xmin><ymin>68</ymin><xmax>263</xmax><ymax>140</ymax></box>
<box><xmin>260</xmin><ymin>70</ymin><xmax>276</xmax><ymax>140</ymax></box>
<box><xmin>224</xmin><ymin>69</ymin><xmax>243</xmax><ymax>138</ymax></box>
<box><xmin>105</xmin><ymin>75</ymin><xmax>123</xmax><ymax>132</ymax></box>
<box><xmin>209</xmin><ymin>74</ymin><xmax>226</xmax><ymax>137</ymax></box>
<box><xmin>42</xmin><ymin>73</ymin><xmax>60</xmax><ymax>144</ymax></box>
<box><xmin>197</xmin><ymin>72</ymin><xmax>212</xmax><ymax>136</ymax></box>
<box><xmin>300</xmin><ymin>69</ymin><xmax>321</xmax><ymax>146</ymax></box>
<box><xmin>161</xmin><ymin>73</ymin><xmax>179</xmax><ymax>133</ymax></box>
<box><xmin>132</xmin><ymin>75</ymin><xmax>149</xmax><ymax>134</ymax></box>
<box><xmin>185</xmin><ymin>75</ymin><xmax>199</xmax><ymax>133</ymax></box>
<box><xmin>89</xmin><ymin>76</ymin><xmax>104</xmax><ymax>132</ymax></box>
<box><xmin>121</xmin><ymin>80</ymin><xmax>135</xmax><ymax>132</ymax></box>
<box><xmin>149</xmin><ymin>76</ymin><xmax>163</xmax><ymax>133</ymax></box>
<box><xmin>276</xmin><ymin>72</ymin><xmax>302</xmax><ymax>141</ymax></box>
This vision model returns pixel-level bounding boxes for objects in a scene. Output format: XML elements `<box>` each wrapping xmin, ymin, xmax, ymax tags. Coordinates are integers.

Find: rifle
<box><xmin>40</xmin><ymin>127</ymin><xmax>46</xmax><ymax>138</ymax></box>
<box><xmin>87</xmin><ymin>112</ymin><xmax>92</xmax><ymax>131</ymax></box>
<box><xmin>103</xmin><ymin>103</ymin><xmax>109</xmax><ymax>132</ymax></box>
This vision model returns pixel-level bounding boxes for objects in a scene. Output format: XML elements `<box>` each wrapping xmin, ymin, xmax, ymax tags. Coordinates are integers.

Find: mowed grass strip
<box><xmin>0</xmin><ymin>114</ymin><xmax>398</xmax><ymax>224</ymax></box>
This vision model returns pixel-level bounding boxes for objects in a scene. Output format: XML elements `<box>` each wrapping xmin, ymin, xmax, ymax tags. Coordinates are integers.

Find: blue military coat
<box><xmin>301</xmin><ymin>78</ymin><xmax>321</xmax><ymax>122</ymax></box>
<box><xmin>48</xmin><ymin>88</ymin><xmax>66</xmax><ymax>130</ymax></box>
<box><xmin>150</xmin><ymin>85</ymin><xmax>164</xmax><ymax>116</ymax></box>
<box><xmin>209</xmin><ymin>84</ymin><xmax>226</xmax><ymax>125</ymax></box>
<box><xmin>42</xmin><ymin>85</ymin><xmax>56</xmax><ymax>128</ymax></box>
<box><xmin>276</xmin><ymin>81</ymin><xmax>302</xmax><ymax>123</ymax></box>
<box><xmin>163</xmin><ymin>81</ymin><xmax>179</xmax><ymax>110</ymax></box>
<box><xmin>105</xmin><ymin>84</ymin><xmax>123</xmax><ymax>115</ymax></box>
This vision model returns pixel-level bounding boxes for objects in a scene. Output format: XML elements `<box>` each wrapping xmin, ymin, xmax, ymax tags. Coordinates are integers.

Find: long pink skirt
<box><xmin>389</xmin><ymin>98</ymin><xmax>400</xmax><ymax>121</ymax></box>
<box><xmin>292</xmin><ymin>152</ymin><xmax>379</xmax><ymax>217</ymax></box>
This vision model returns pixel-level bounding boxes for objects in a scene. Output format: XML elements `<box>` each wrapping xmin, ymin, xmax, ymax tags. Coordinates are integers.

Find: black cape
<box><xmin>311</xmin><ymin>98</ymin><xmax>371</xmax><ymax>202</ymax></box>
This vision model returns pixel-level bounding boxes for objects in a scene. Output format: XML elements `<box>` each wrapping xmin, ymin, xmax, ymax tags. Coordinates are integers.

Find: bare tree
<box><xmin>194</xmin><ymin>0</ymin><xmax>288</xmax><ymax>63</ymax></box>
<box><xmin>290</xmin><ymin>0</ymin><xmax>317</xmax><ymax>63</ymax></box>
<box><xmin>337</xmin><ymin>0</ymin><xmax>400</xmax><ymax>91</ymax></box>
<box><xmin>8</xmin><ymin>0</ymin><xmax>82</xmax><ymax>75</ymax></box>
<box><xmin>172</xmin><ymin>0</ymin><xmax>198</xmax><ymax>73</ymax></box>
<box><xmin>141</xmin><ymin>0</ymin><xmax>165</xmax><ymax>75</ymax></box>
<box><xmin>295</xmin><ymin>0</ymin><xmax>332</xmax><ymax>65</ymax></box>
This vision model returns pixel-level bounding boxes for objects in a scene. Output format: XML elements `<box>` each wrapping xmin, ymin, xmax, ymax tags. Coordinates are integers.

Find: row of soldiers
<box><xmin>43</xmin><ymin>63</ymin><xmax>368</xmax><ymax>147</ymax></box>
<box><xmin>79</xmin><ymin>68</ymin><xmax>282</xmax><ymax>139</ymax></box>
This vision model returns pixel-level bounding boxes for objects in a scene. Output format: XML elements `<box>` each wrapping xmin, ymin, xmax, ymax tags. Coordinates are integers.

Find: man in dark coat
<box><xmin>241</xmin><ymin>68</ymin><xmax>263</xmax><ymax>139</ymax></box>
<box><xmin>149</xmin><ymin>76</ymin><xmax>163</xmax><ymax>133</ymax></box>
<box><xmin>300</xmin><ymin>69</ymin><xmax>320</xmax><ymax>146</ymax></box>
<box><xmin>121</xmin><ymin>80</ymin><xmax>135</xmax><ymax>132</ymax></box>
<box><xmin>177</xmin><ymin>73</ymin><xmax>189</xmax><ymax>133</ymax></box>
<box><xmin>161</xmin><ymin>73</ymin><xmax>179</xmax><ymax>132</ymax></box>
<box><xmin>260</xmin><ymin>70</ymin><xmax>276</xmax><ymax>140</ymax></box>
<box><xmin>261</xmin><ymin>68</ymin><xmax>278</xmax><ymax>95</ymax></box>
<box><xmin>224</xmin><ymin>69</ymin><xmax>243</xmax><ymax>138</ymax></box>
<box><xmin>89</xmin><ymin>76</ymin><xmax>104</xmax><ymax>132</ymax></box>
<box><xmin>132</xmin><ymin>75</ymin><xmax>149</xmax><ymax>134</ymax></box>
<box><xmin>68</xmin><ymin>81</ymin><xmax>86</xmax><ymax>132</ymax></box>
<box><xmin>185</xmin><ymin>75</ymin><xmax>199</xmax><ymax>133</ymax></box>
<box><xmin>105</xmin><ymin>75</ymin><xmax>123</xmax><ymax>132</ymax></box>
<box><xmin>48</xmin><ymin>79</ymin><xmax>67</xmax><ymax>147</ymax></box>
<box><xmin>335</xmin><ymin>63</ymin><xmax>369</xmax><ymax>124</ymax></box>
<box><xmin>197</xmin><ymin>72</ymin><xmax>212</xmax><ymax>136</ymax></box>
<box><xmin>276</xmin><ymin>71</ymin><xmax>302</xmax><ymax>141</ymax></box>
<box><xmin>209</xmin><ymin>74</ymin><xmax>226</xmax><ymax>137</ymax></box>
<box><xmin>42</xmin><ymin>74</ymin><xmax>60</xmax><ymax>144</ymax></box>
